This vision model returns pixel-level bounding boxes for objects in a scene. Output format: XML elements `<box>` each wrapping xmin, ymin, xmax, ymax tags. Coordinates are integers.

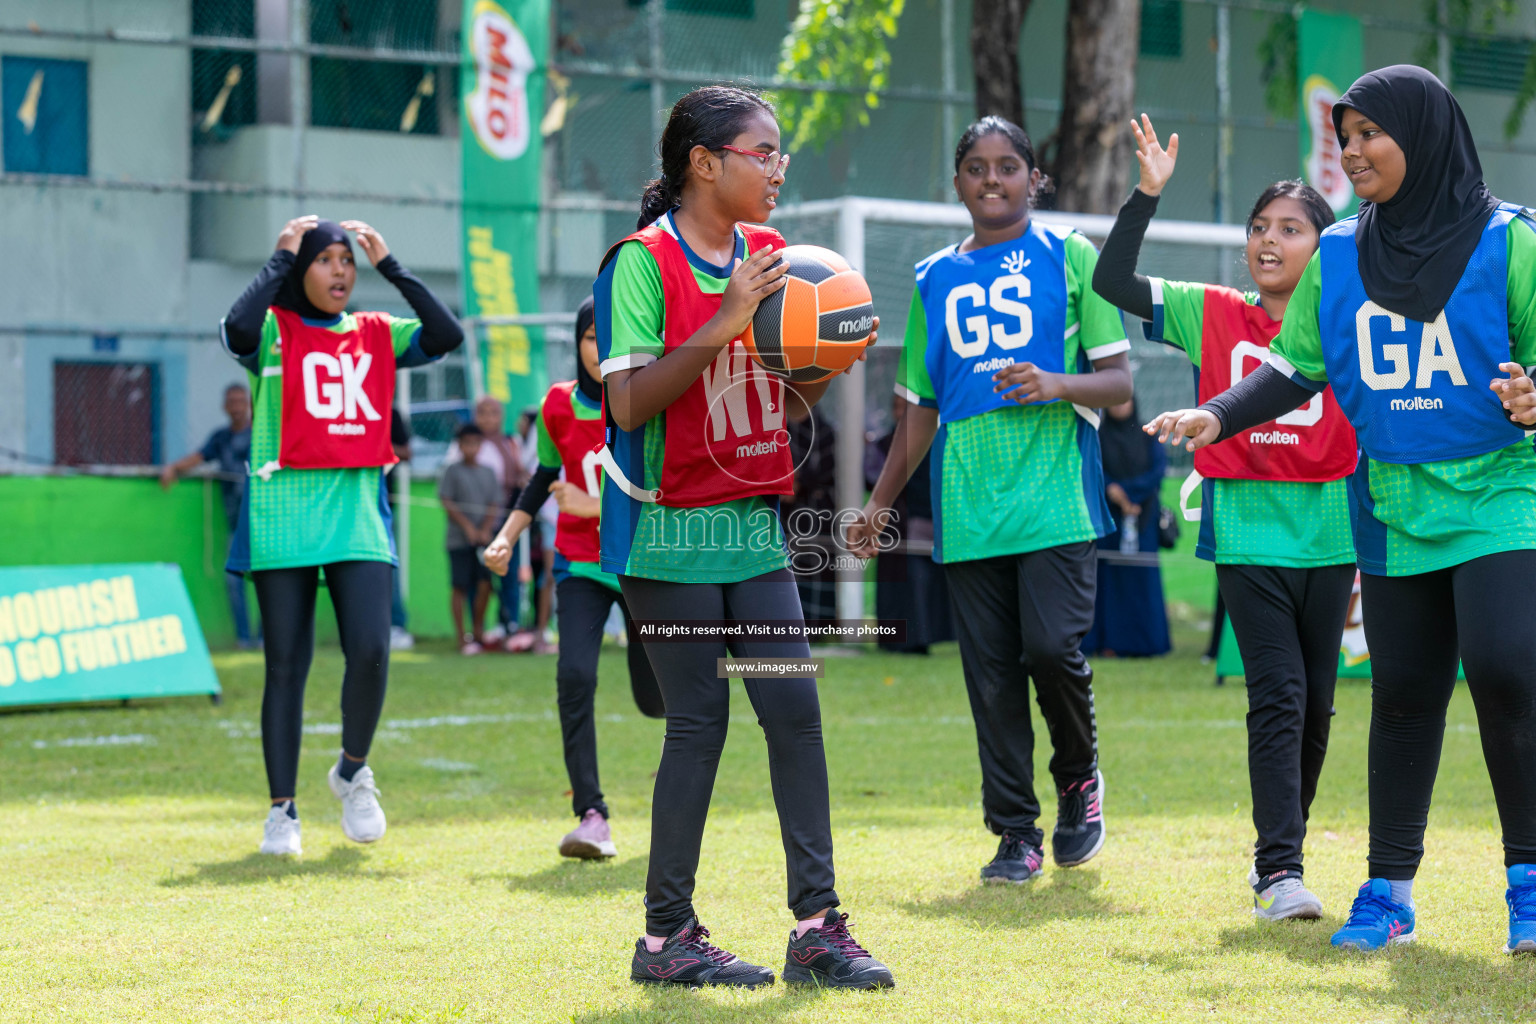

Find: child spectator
<box><xmin>439</xmin><ymin>423</ymin><xmax>502</xmax><ymax>654</ymax></box>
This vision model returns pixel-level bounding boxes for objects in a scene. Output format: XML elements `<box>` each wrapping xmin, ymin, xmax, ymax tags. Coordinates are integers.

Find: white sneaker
<box><xmin>1249</xmin><ymin>868</ymin><xmax>1324</xmax><ymax>921</ymax></box>
<box><xmin>260</xmin><ymin>805</ymin><xmax>302</xmax><ymax>856</ymax></box>
<box><xmin>389</xmin><ymin>626</ymin><xmax>415</xmax><ymax>651</ymax></box>
<box><xmin>327</xmin><ymin>762</ymin><xmax>387</xmax><ymax>843</ymax></box>
<box><xmin>482</xmin><ymin>624</ymin><xmax>507</xmax><ymax>644</ymax></box>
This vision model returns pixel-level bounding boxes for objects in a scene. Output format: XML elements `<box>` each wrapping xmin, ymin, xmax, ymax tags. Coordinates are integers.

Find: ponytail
<box><xmin>638</xmin><ymin>85</ymin><xmax>775</xmax><ymax>232</ymax></box>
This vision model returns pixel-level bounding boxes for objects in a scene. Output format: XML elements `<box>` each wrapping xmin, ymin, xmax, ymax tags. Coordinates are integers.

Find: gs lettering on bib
<box><xmin>1191</xmin><ymin>285</ymin><xmax>1356</xmax><ymax>482</ymax></box>
<box><xmin>915</xmin><ymin>222</ymin><xmax>1069</xmax><ymax>425</ymax></box>
<box><xmin>598</xmin><ymin>219</ymin><xmax>793</xmax><ymax>507</ymax></box>
<box><xmin>1319</xmin><ymin>203</ymin><xmax>1532</xmax><ymax>464</ymax></box>
<box><xmin>541</xmin><ymin>380</ymin><xmax>604</xmax><ymax>564</ymax></box>
<box><xmin>274</xmin><ymin>307</ymin><xmax>398</xmax><ymax>470</ymax></box>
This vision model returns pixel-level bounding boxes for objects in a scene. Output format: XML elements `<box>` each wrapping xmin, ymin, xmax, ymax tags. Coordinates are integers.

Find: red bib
<box><xmin>600</xmin><ymin>221</ymin><xmax>794</xmax><ymax>507</ymax></box>
<box><xmin>541</xmin><ymin>380</ymin><xmax>604</xmax><ymax>564</ymax></box>
<box><xmin>274</xmin><ymin>307</ymin><xmax>399</xmax><ymax>471</ymax></box>
<box><xmin>1194</xmin><ymin>286</ymin><xmax>1356</xmax><ymax>483</ymax></box>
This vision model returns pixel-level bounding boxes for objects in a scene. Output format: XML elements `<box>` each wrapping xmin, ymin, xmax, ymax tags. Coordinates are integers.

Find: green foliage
<box><xmin>1257</xmin><ymin>13</ymin><xmax>1298</xmax><ymax>122</ymax></box>
<box><xmin>1419</xmin><ymin>0</ymin><xmax>1536</xmax><ymax>140</ymax></box>
<box><xmin>773</xmin><ymin>0</ymin><xmax>905</xmax><ymax>153</ymax></box>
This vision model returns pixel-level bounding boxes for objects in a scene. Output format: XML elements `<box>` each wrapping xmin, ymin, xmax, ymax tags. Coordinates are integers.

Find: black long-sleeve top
<box><xmin>221</xmin><ymin>250</ymin><xmax>464</xmax><ymax>358</ymax></box>
<box><xmin>1091</xmin><ymin>188</ymin><xmax>1160</xmax><ymax>322</ymax></box>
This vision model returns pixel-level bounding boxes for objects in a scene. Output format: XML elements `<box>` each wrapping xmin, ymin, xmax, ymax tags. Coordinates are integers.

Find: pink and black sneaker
<box><xmin>630</xmin><ymin>917</ymin><xmax>775</xmax><ymax>988</ymax></box>
<box><xmin>783</xmin><ymin>910</ymin><xmax>894</xmax><ymax>989</ymax></box>
<box><xmin>1053</xmin><ymin>769</ymin><xmax>1105</xmax><ymax>867</ymax></box>
<box><xmin>981</xmin><ymin>831</ymin><xmax>1045</xmax><ymax>884</ymax></box>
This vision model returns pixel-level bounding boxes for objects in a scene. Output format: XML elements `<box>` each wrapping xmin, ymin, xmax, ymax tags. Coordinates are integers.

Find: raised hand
<box><xmin>1131</xmin><ymin>114</ymin><xmax>1179</xmax><ymax>198</ymax></box>
<box><xmin>276</xmin><ymin>215</ymin><xmax>319</xmax><ymax>254</ymax></box>
<box><xmin>341</xmin><ymin>220</ymin><xmax>391</xmax><ymax>266</ymax></box>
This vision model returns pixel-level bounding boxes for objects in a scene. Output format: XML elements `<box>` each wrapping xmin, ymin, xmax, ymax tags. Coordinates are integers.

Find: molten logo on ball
<box><xmin>743</xmin><ymin>245</ymin><xmax>875</xmax><ymax>384</ymax></box>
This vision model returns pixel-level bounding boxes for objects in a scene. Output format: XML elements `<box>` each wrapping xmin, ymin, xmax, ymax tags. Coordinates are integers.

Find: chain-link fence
<box><xmin>6</xmin><ymin>0</ymin><xmax>1536</xmax><ymax>476</ymax></box>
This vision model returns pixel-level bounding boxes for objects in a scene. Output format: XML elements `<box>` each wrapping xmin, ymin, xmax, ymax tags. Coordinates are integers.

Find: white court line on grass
<box><xmin>215</xmin><ymin>711</ymin><xmax>558</xmax><ymax>740</ymax></box>
<box><xmin>32</xmin><ymin>733</ymin><xmax>154</xmax><ymax>749</ymax></box>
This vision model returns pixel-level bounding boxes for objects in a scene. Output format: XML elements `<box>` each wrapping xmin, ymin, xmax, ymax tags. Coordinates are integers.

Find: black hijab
<box><xmin>273</xmin><ymin>219</ymin><xmax>353</xmax><ymax>320</ymax></box>
<box><xmin>574</xmin><ymin>296</ymin><xmax>601</xmax><ymax>403</ymax></box>
<box><xmin>1099</xmin><ymin>400</ymin><xmax>1151</xmax><ymax>481</ymax></box>
<box><xmin>1332</xmin><ymin>65</ymin><xmax>1499</xmax><ymax>324</ymax></box>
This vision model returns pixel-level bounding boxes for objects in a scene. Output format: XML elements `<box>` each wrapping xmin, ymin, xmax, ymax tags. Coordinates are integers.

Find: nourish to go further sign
<box><xmin>0</xmin><ymin>564</ymin><xmax>220</xmax><ymax>708</ymax></box>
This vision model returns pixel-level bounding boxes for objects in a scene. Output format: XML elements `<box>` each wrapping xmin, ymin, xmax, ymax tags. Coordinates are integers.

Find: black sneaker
<box><xmin>783</xmin><ymin>910</ymin><xmax>894</xmax><ymax>989</ymax></box>
<box><xmin>630</xmin><ymin>917</ymin><xmax>775</xmax><ymax>988</ymax></box>
<box><xmin>1052</xmin><ymin>769</ymin><xmax>1105</xmax><ymax>867</ymax></box>
<box><xmin>980</xmin><ymin>831</ymin><xmax>1045</xmax><ymax>884</ymax></box>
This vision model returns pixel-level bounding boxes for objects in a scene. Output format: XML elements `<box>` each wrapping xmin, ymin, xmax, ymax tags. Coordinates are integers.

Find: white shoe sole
<box><xmin>259</xmin><ymin>840</ymin><xmax>301</xmax><ymax>856</ymax></box>
<box><xmin>560</xmin><ymin>837</ymin><xmax>617</xmax><ymax>859</ymax></box>
<box><xmin>1254</xmin><ymin>901</ymin><xmax>1323</xmax><ymax>921</ymax></box>
<box><xmin>1504</xmin><ymin>938</ymin><xmax>1536</xmax><ymax>954</ymax></box>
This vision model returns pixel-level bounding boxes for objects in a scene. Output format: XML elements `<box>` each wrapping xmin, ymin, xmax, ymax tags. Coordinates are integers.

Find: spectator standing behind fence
<box><xmin>443</xmin><ymin>395</ymin><xmax>528</xmax><ymax>645</ymax></box>
<box><xmin>863</xmin><ymin>393</ymin><xmax>953</xmax><ymax>654</ymax></box>
<box><xmin>1084</xmin><ymin>399</ymin><xmax>1171</xmax><ymax>657</ymax></box>
<box><xmin>439</xmin><ymin>423</ymin><xmax>503</xmax><ymax>654</ymax></box>
<box><xmin>160</xmin><ymin>382</ymin><xmax>256</xmax><ymax>649</ymax></box>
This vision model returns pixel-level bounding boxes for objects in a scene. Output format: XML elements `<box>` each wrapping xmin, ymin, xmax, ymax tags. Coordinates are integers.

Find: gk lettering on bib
<box><xmin>598</xmin><ymin>220</ymin><xmax>793</xmax><ymax>507</ymax></box>
<box><xmin>1318</xmin><ymin>203</ymin><xmax>1532</xmax><ymax>464</ymax></box>
<box><xmin>274</xmin><ymin>307</ymin><xmax>398</xmax><ymax>470</ymax></box>
<box><xmin>541</xmin><ymin>380</ymin><xmax>604</xmax><ymax>564</ymax></box>
<box><xmin>915</xmin><ymin>223</ymin><xmax>1069</xmax><ymax>425</ymax></box>
<box><xmin>1191</xmin><ymin>285</ymin><xmax>1356</xmax><ymax>482</ymax></box>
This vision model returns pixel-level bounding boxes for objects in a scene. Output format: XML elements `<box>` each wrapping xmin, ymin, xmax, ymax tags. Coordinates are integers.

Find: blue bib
<box><xmin>917</xmin><ymin>223</ymin><xmax>1072</xmax><ymax>425</ymax></box>
<box><xmin>1318</xmin><ymin>202</ymin><xmax>1531</xmax><ymax>464</ymax></box>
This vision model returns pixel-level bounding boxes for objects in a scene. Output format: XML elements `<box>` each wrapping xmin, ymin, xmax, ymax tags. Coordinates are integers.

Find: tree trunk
<box><xmin>1054</xmin><ymin>0</ymin><xmax>1140</xmax><ymax>213</ymax></box>
<box><xmin>970</xmin><ymin>0</ymin><xmax>1032</xmax><ymax>131</ymax></box>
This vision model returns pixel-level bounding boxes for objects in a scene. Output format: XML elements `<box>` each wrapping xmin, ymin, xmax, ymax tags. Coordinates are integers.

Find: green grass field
<box><xmin>1</xmin><ymin>544</ymin><xmax>1528</xmax><ymax>1023</ymax></box>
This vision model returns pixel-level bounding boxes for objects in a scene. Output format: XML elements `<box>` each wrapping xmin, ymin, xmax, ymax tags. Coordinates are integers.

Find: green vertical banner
<box><xmin>462</xmin><ymin>0</ymin><xmax>549</xmax><ymax>417</ymax></box>
<box><xmin>1297</xmin><ymin>9</ymin><xmax>1363</xmax><ymax>219</ymax></box>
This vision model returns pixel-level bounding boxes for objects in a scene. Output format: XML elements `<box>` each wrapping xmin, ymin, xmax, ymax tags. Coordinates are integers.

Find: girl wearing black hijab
<box><xmin>222</xmin><ymin>215</ymin><xmax>463</xmax><ymax>856</ymax></box>
<box><xmin>1147</xmin><ymin>66</ymin><xmax>1536</xmax><ymax>954</ymax></box>
<box><xmin>482</xmin><ymin>297</ymin><xmax>664</xmax><ymax>861</ymax></box>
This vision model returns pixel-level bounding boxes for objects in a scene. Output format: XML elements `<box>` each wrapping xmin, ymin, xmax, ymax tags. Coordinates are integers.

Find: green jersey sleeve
<box><xmin>1267</xmin><ymin>252</ymin><xmax>1329</xmax><ymax>388</ymax></box>
<box><xmin>599</xmin><ymin>241</ymin><xmax>666</xmax><ymax>376</ymax></box>
<box><xmin>895</xmin><ymin>285</ymin><xmax>937</xmax><ymax>407</ymax></box>
<box><xmin>1507</xmin><ymin>217</ymin><xmax>1536</xmax><ymax>365</ymax></box>
<box><xmin>1144</xmin><ymin>278</ymin><xmax>1210</xmax><ymax>366</ymax></box>
<box><xmin>535</xmin><ymin>401</ymin><xmax>561</xmax><ymax>469</ymax></box>
<box><xmin>1064</xmin><ymin>232</ymin><xmax>1130</xmax><ymax>363</ymax></box>
<box><xmin>388</xmin><ymin>314</ymin><xmax>422</xmax><ymax>354</ymax></box>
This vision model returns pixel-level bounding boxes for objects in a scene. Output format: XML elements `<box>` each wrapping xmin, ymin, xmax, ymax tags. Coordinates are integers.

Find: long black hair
<box><xmin>638</xmin><ymin>86</ymin><xmax>776</xmax><ymax>230</ymax></box>
<box><xmin>1245</xmin><ymin>179</ymin><xmax>1335</xmax><ymax>238</ymax></box>
<box><xmin>953</xmin><ymin>115</ymin><xmax>1053</xmax><ymax>197</ymax></box>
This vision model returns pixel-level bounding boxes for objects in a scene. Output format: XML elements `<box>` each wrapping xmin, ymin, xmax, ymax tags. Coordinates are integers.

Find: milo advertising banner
<box><xmin>1297</xmin><ymin>9</ymin><xmax>1363</xmax><ymax>219</ymax></box>
<box><xmin>0</xmin><ymin>564</ymin><xmax>220</xmax><ymax>708</ymax></box>
<box><xmin>461</xmin><ymin>0</ymin><xmax>549</xmax><ymax>418</ymax></box>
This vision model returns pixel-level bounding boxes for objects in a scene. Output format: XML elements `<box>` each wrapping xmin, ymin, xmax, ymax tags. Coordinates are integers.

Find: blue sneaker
<box><xmin>1505</xmin><ymin>864</ymin><xmax>1536</xmax><ymax>954</ymax></box>
<box><xmin>1330</xmin><ymin>878</ymin><xmax>1416</xmax><ymax>951</ymax></box>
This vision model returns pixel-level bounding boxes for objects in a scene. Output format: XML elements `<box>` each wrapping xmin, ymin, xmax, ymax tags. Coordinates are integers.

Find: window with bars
<box><xmin>191</xmin><ymin>0</ymin><xmax>256</xmax><ymax>134</ymax></box>
<box><xmin>625</xmin><ymin>0</ymin><xmax>755</xmax><ymax>16</ymax></box>
<box><xmin>1140</xmin><ymin>0</ymin><xmax>1183</xmax><ymax>60</ymax></box>
<box><xmin>309</xmin><ymin>0</ymin><xmax>442</xmax><ymax>133</ymax></box>
<box><xmin>54</xmin><ymin>361</ymin><xmax>161</xmax><ymax>467</ymax></box>
<box><xmin>1452</xmin><ymin>36</ymin><xmax>1534</xmax><ymax>93</ymax></box>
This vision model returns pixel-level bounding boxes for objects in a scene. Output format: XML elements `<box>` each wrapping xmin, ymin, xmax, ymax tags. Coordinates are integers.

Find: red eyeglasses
<box><xmin>718</xmin><ymin>145</ymin><xmax>790</xmax><ymax>179</ymax></box>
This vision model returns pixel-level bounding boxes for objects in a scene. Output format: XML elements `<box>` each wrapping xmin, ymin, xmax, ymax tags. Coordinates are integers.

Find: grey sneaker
<box><xmin>1250</xmin><ymin>869</ymin><xmax>1324</xmax><ymax>921</ymax></box>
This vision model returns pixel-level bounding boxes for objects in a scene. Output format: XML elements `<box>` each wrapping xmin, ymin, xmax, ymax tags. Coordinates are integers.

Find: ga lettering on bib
<box><xmin>1319</xmin><ymin>202</ymin><xmax>1533</xmax><ymax>464</ymax></box>
<box><xmin>273</xmin><ymin>307</ymin><xmax>398</xmax><ymax>472</ymax></box>
<box><xmin>1191</xmin><ymin>284</ymin><xmax>1356</xmax><ymax>483</ymax></box>
<box><xmin>597</xmin><ymin>219</ymin><xmax>794</xmax><ymax>508</ymax></box>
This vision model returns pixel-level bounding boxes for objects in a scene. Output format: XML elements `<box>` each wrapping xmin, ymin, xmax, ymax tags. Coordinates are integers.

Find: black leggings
<box><xmin>554</xmin><ymin>575</ymin><xmax>664</xmax><ymax>820</ymax></box>
<box><xmin>252</xmin><ymin>560</ymin><xmax>393</xmax><ymax>801</ymax></box>
<box><xmin>1217</xmin><ymin>563</ymin><xmax>1354</xmax><ymax>880</ymax></box>
<box><xmin>620</xmin><ymin>568</ymin><xmax>839</xmax><ymax>937</ymax></box>
<box><xmin>1361</xmin><ymin>550</ymin><xmax>1536</xmax><ymax>877</ymax></box>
